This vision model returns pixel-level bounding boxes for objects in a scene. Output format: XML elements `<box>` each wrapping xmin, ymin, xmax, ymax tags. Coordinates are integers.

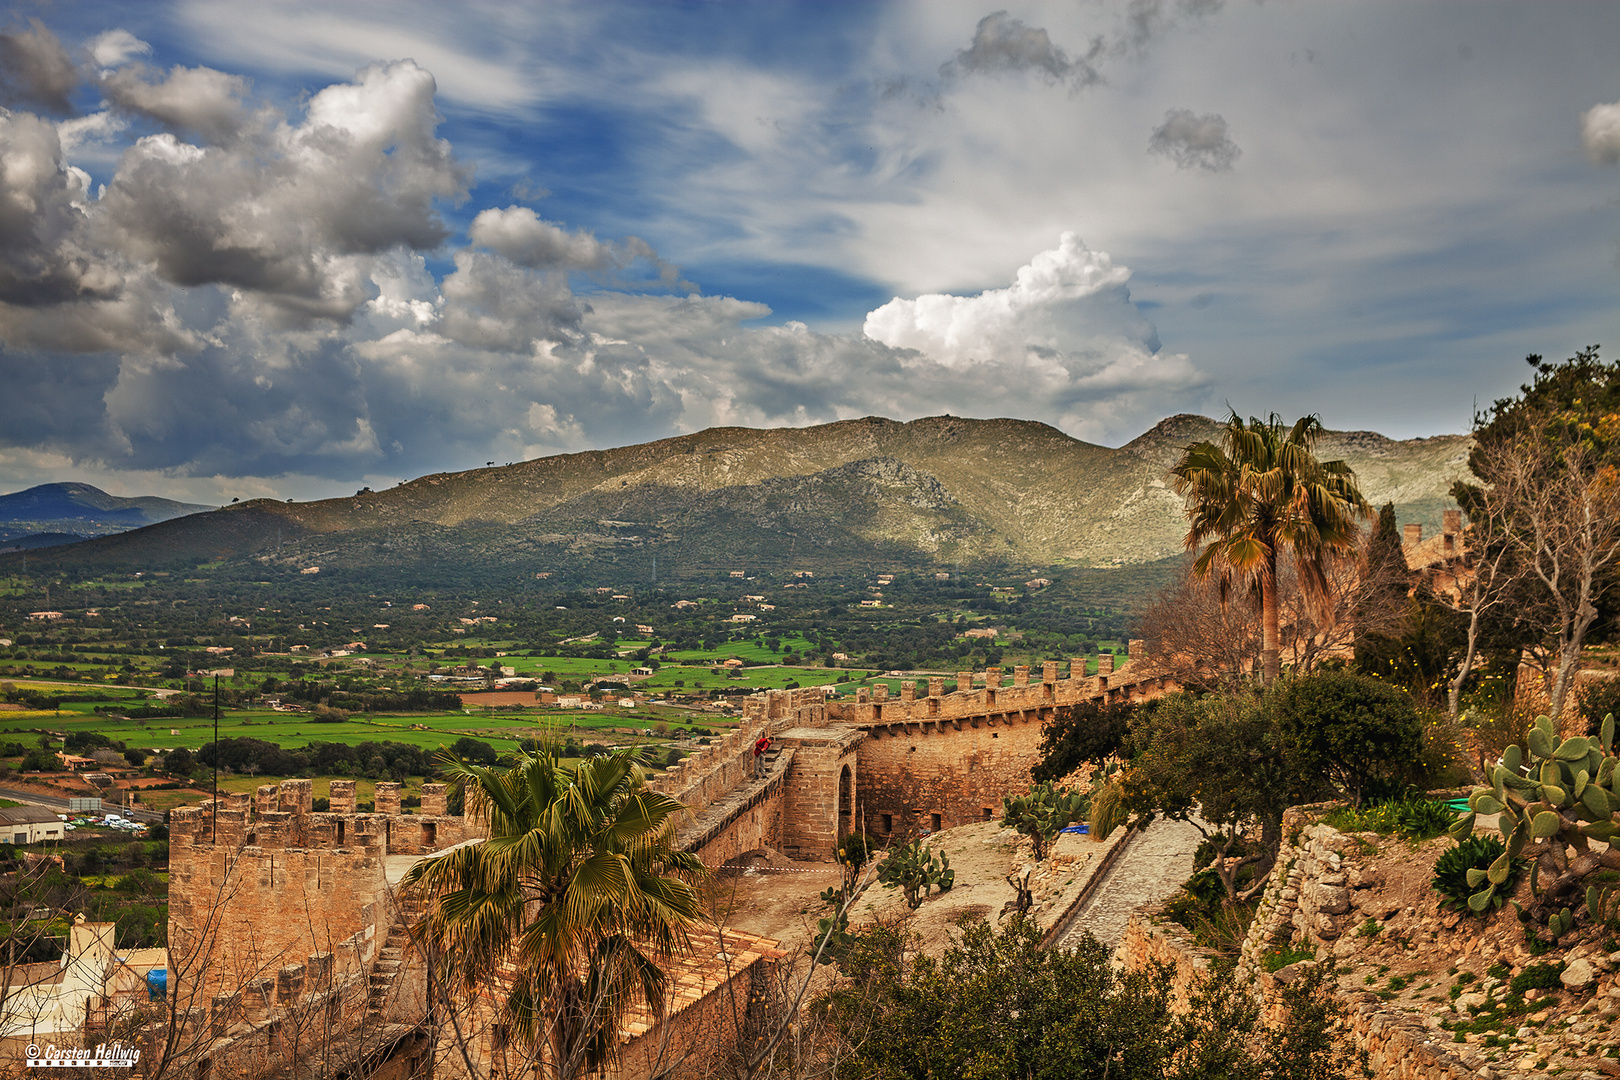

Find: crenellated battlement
<box><xmin>645</xmin><ymin>692</ymin><xmax>823</xmax><ymax>809</ymax></box>
<box><xmin>825</xmin><ymin>643</ymin><xmax>1176</xmax><ymax>731</ymax></box>
<box><xmin>170</xmin><ymin>779</ymin><xmax>466</xmax><ymax>856</ymax></box>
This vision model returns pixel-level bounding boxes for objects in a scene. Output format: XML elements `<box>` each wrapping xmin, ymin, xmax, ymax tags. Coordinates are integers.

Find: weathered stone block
<box><xmin>375</xmin><ymin>782</ymin><xmax>402</xmax><ymax>816</ymax></box>
<box><xmin>328</xmin><ymin>780</ymin><xmax>357</xmax><ymax>814</ymax></box>
<box><xmin>420</xmin><ymin>783</ymin><xmax>448</xmax><ymax>816</ymax></box>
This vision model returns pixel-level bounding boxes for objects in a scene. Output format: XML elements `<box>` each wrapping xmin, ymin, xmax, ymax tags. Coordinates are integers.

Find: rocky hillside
<box><xmin>2</xmin><ymin>415</ymin><xmax>1472</xmax><ymax>577</ymax></box>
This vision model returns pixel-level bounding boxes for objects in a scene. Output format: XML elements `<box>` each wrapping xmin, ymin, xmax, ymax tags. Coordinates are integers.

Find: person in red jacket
<box><xmin>752</xmin><ymin>735</ymin><xmax>771</xmax><ymax>778</ymax></box>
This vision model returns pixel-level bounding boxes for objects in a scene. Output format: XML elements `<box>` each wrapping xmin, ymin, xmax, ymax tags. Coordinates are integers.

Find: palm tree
<box><xmin>1170</xmin><ymin>413</ymin><xmax>1370</xmax><ymax>684</ymax></box>
<box><xmin>402</xmin><ymin>746</ymin><xmax>705</xmax><ymax>1080</ymax></box>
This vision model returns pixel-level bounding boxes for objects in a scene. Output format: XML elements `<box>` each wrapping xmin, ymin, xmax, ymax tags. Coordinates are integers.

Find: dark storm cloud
<box><xmin>98</xmin><ymin>60</ymin><xmax>469</xmax><ymax>323</ymax></box>
<box><xmin>100</xmin><ymin>62</ymin><xmax>253</xmax><ymax>145</ymax></box>
<box><xmin>0</xmin><ymin>345</ymin><xmax>120</xmax><ymax>446</ymax></box>
<box><xmin>942</xmin><ymin>11</ymin><xmax>1103</xmax><ymax>88</ymax></box>
<box><xmin>1148</xmin><ymin>109</ymin><xmax>1241</xmax><ymax>172</ymax></box>
<box><xmin>0</xmin><ymin>19</ymin><xmax>77</xmax><ymax>114</ymax></box>
<box><xmin>0</xmin><ymin>46</ymin><xmax>1201</xmax><ymax>485</ymax></box>
<box><xmin>0</xmin><ymin>111</ymin><xmax>105</xmax><ymax>307</ymax></box>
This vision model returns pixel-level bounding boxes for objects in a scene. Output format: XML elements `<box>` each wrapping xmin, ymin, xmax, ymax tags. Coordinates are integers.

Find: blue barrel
<box><xmin>146</xmin><ymin>969</ymin><xmax>167</xmax><ymax>999</ymax></box>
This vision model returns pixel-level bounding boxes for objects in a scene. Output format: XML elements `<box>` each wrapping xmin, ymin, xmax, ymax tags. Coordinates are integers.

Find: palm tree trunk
<box><xmin>1261</xmin><ymin>557</ymin><xmax>1281</xmax><ymax>684</ymax></box>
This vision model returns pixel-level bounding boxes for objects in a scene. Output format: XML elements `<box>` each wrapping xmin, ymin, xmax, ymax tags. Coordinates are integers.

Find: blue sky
<box><xmin>2</xmin><ymin>0</ymin><xmax>1619</xmax><ymax>503</ymax></box>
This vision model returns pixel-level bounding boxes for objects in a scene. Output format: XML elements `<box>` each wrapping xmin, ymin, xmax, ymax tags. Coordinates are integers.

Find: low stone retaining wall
<box><xmin>1119</xmin><ymin>807</ymin><xmax>1478</xmax><ymax>1080</ymax></box>
<box><xmin>1116</xmin><ymin>906</ymin><xmax>1223</xmax><ymax>1012</ymax></box>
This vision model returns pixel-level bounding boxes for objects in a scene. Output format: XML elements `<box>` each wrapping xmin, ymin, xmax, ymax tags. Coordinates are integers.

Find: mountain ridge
<box><xmin>0</xmin><ymin>415</ymin><xmax>1473</xmax><ymax>577</ymax></box>
<box><xmin>0</xmin><ymin>482</ymin><xmax>213</xmax><ymax>545</ymax></box>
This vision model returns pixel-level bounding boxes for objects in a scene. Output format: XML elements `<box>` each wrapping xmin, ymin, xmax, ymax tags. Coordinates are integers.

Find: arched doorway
<box><xmin>838</xmin><ymin>764</ymin><xmax>853</xmax><ymax>838</ymax></box>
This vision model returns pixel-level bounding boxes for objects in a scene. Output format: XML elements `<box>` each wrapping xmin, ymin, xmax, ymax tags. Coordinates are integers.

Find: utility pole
<box><xmin>212</xmin><ymin>674</ymin><xmax>219</xmax><ymax>844</ymax></box>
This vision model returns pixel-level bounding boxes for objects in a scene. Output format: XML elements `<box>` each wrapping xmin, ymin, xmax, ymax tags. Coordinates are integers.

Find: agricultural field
<box><xmin>0</xmin><ymin>695</ymin><xmax>729</xmax><ymax>750</ymax></box>
<box><xmin>0</xmin><ymin>564</ymin><xmax>1144</xmax><ymax>807</ymax></box>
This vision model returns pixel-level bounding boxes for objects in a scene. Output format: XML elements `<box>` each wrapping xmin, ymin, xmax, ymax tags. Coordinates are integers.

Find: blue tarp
<box><xmin>1060</xmin><ymin>823</ymin><xmax>1090</xmax><ymax>834</ymax></box>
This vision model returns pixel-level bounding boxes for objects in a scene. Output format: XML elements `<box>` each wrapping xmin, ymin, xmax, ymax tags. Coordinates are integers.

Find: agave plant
<box><xmin>1450</xmin><ymin>713</ymin><xmax>1620</xmax><ymax>927</ymax></box>
<box><xmin>1432</xmin><ymin>834</ymin><xmax>1521</xmax><ymax>915</ymax></box>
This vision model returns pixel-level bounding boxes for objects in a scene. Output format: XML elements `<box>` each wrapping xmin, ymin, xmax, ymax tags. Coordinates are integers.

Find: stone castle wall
<box><xmin>854</xmin><ymin>708</ymin><xmax>1042</xmax><ymax>836</ymax></box>
<box><xmin>776</xmin><ymin>727</ymin><xmax>861</xmax><ymax>859</ymax></box>
<box><xmin>832</xmin><ymin>652</ymin><xmax>1175</xmax><ymax>837</ymax></box>
<box><xmin>165</xmin><ymin>777</ymin><xmax>469</xmax><ymax>1071</ymax></box>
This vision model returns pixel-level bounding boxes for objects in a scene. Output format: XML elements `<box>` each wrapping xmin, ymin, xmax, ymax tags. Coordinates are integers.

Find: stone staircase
<box><xmin>367</xmin><ymin>894</ymin><xmax>425</xmax><ymax>1017</ymax></box>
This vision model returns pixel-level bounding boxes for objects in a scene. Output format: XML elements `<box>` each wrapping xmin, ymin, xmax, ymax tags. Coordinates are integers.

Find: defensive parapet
<box><xmin>164</xmin><ymin>777</ymin><xmax>473</xmax><ymax>1073</ymax></box>
<box><xmin>824</xmin><ymin>647</ymin><xmax>1173</xmax><ymax>729</ymax></box>
<box><xmin>823</xmin><ymin>647</ymin><xmax>1176</xmax><ymax>839</ymax></box>
<box><xmin>646</xmin><ymin>687</ymin><xmax>828</xmax><ymax>810</ymax></box>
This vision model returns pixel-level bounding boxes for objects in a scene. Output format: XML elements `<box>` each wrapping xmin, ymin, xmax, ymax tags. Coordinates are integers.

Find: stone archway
<box><xmin>838</xmin><ymin>764</ymin><xmax>853</xmax><ymax>838</ymax></box>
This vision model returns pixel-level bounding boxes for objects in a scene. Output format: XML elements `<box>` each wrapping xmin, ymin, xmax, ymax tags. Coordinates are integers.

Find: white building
<box><xmin>0</xmin><ymin>806</ymin><xmax>65</xmax><ymax>844</ymax></box>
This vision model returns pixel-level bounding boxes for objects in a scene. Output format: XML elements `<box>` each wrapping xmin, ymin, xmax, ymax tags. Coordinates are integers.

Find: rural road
<box><xmin>0</xmin><ymin>785</ymin><xmax>163</xmax><ymax>823</ymax></box>
<box><xmin>1053</xmin><ymin>816</ymin><xmax>1204</xmax><ymax>951</ymax></box>
<box><xmin>0</xmin><ymin>677</ymin><xmax>178</xmax><ymax>698</ymax></box>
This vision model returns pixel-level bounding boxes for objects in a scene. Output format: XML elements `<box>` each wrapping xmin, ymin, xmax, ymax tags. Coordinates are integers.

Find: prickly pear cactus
<box><xmin>877</xmin><ymin>839</ymin><xmax>955</xmax><ymax>909</ymax></box>
<box><xmin>1451</xmin><ymin>713</ymin><xmax>1620</xmax><ymax>927</ymax></box>
<box><xmin>1002</xmin><ymin>781</ymin><xmax>1087</xmax><ymax>860</ymax></box>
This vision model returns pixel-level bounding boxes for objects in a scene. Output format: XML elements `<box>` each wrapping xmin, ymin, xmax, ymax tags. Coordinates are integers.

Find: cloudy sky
<box><xmin>3</xmin><ymin>1</ymin><xmax>1619</xmax><ymax>504</ymax></box>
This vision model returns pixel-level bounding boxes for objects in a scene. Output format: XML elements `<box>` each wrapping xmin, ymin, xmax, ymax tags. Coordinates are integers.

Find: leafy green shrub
<box><xmin>1164</xmin><ymin>868</ymin><xmax>1259</xmax><ymax>954</ymax></box>
<box><xmin>1273</xmin><ymin>669</ymin><xmax>1425</xmax><ymax>807</ymax></box>
<box><xmin>1388</xmin><ymin>793</ymin><xmax>1456</xmax><ymax>840</ymax></box>
<box><xmin>1261</xmin><ymin>943</ymin><xmax>1317</xmax><ymax>973</ymax></box>
<box><xmin>1510</xmin><ymin>962</ymin><xmax>1565</xmax><ymax>993</ymax></box>
<box><xmin>19</xmin><ymin>748</ymin><xmax>59</xmax><ymax>772</ymax></box>
<box><xmin>1578</xmin><ymin>680</ymin><xmax>1620</xmax><ymax>737</ymax></box>
<box><xmin>1327</xmin><ymin>791</ymin><xmax>1454</xmax><ymax>841</ymax></box>
<box><xmin>1433</xmin><ymin>834</ymin><xmax>1523</xmax><ymax>915</ymax></box>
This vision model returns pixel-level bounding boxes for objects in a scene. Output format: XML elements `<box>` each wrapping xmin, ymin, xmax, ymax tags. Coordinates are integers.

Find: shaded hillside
<box><xmin>0</xmin><ymin>532</ymin><xmax>88</xmax><ymax>552</ymax></box>
<box><xmin>1</xmin><ymin>415</ymin><xmax>1472</xmax><ymax>579</ymax></box>
<box><xmin>0</xmin><ymin>482</ymin><xmax>212</xmax><ymax>544</ymax></box>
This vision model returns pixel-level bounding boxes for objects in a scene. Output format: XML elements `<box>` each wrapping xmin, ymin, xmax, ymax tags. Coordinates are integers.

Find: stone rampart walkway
<box><xmin>1053</xmin><ymin>816</ymin><xmax>1203</xmax><ymax>951</ymax></box>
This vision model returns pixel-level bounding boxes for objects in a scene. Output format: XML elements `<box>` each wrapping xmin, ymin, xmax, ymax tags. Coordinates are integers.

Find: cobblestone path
<box><xmin>1054</xmin><ymin>816</ymin><xmax>1204</xmax><ymax>951</ymax></box>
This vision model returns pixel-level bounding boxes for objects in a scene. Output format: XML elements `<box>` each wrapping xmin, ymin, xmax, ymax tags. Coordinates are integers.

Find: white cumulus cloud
<box><xmin>88</xmin><ymin>29</ymin><xmax>152</xmax><ymax>69</ymax></box>
<box><xmin>863</xmin><ymin>233</ymin><xmax>1146</xmax><ymax>367</ymax></box>
<box><xmin>1582</xmin><ymin>100</ymin><xmax>1620</xmax><ymax>165</ymax></box>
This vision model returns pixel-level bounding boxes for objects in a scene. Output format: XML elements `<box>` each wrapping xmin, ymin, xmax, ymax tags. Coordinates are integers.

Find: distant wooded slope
<box><xmin>1</xmin><ymin>415</ymin><xmax>1470</xmax><ymax>578</ymax></box>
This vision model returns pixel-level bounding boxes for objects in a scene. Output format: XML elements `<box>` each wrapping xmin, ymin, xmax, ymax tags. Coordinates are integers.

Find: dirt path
<box><xmin>1054</xmin><ymin>816</ymin><xmax>1203</xmax><ymax>950</ymax></box>
<box><xmin>711</xmin><ymin>821</ymin><xmax>1131</xmax><ymax>958</ymax></box>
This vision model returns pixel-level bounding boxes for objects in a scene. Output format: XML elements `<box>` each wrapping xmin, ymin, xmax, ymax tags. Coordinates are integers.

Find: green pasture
<box><xmin>658</xmin><ymin>634</ymin><xmax>819</xmax><ymax>664</ymax></box>
<box><xmin>496</xmin><ymin>655</ymin><xmax>636</xmax><ymax>677</ymax></box>
<box><xmin>638</xmin><ymin>664</ymin><xmax>855</xmax><ymax>693</ymax></box>
<box><xmin>0</xmin><ymin>701</ymin><xmax>730</xmax><ymax>755</ymax></box>
<box><xmin>0</xmin><ymin>710</ymin><xmax>514</xmax><ymax>752</ymax></box>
